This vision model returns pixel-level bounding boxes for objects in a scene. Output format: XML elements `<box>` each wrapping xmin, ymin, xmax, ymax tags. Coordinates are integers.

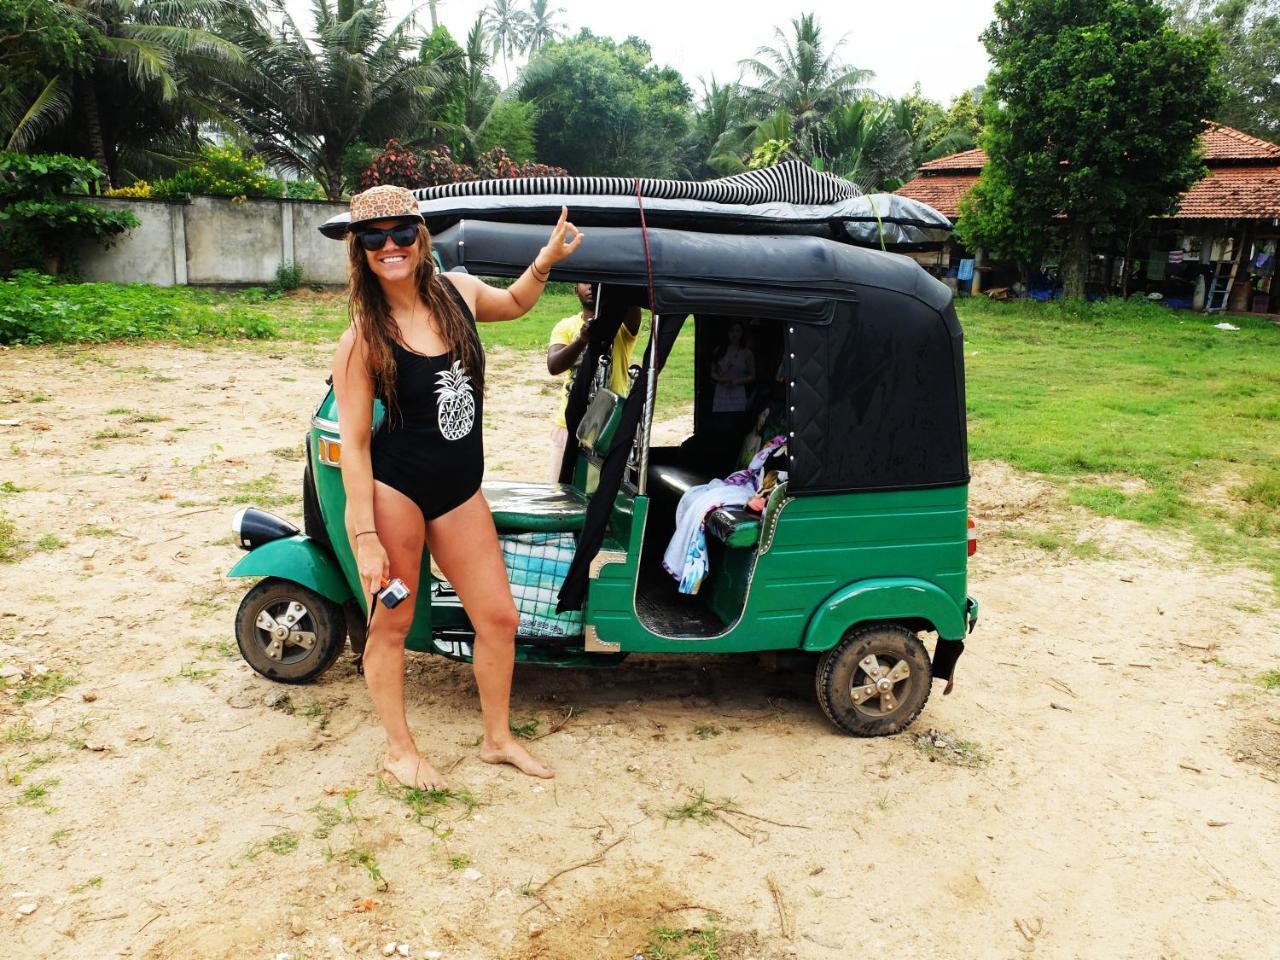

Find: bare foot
<box><xmin>382</xmin><ymin>750</ymin><xmax>445</xmax><ymax>791</ymax></box>
<box><xmin>480</xmin><ymin>739</ymin><xmax>554</xmax><ymax>779</ymax></box>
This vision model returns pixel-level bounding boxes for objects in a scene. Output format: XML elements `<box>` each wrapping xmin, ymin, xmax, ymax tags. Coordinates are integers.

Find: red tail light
<box><xmin>967</xmin><ymin>517</ymin><xmax>977</xmax><ymax>557</ymax></box>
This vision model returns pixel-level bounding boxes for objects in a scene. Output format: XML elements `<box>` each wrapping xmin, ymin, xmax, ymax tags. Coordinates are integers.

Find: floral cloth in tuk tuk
<box><xmin>662</xmin><ymin>435</ymin><xmax>787</xmax><ymax>595</ymax></box>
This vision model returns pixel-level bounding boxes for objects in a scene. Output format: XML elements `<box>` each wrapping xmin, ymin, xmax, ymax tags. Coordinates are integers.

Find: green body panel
<box><xmin>800</xmin><ymin>577</ymin><xmax>967</xmax><ymax>651</ymax></box>
<box><xmin>309</xmin><ymin>388</ymin><xmax>971</xmax><ymax>661</ymax></box>
<box><xmin>717</xmin><ymin>517</ymin><xmax>761</xmax><ymax>549</ymax></box>
<box><xmin>587</xmin><ymin>485</ymin><xmax>970</xmax><ymax>653</ymax></box>
<box><xmin>227</xmin><ymin>535</ymin><xmax>352</xmax><ymax>604</ymax></box>
<box><xmin>310</xmin><ymin>391</ymin><xmax>433</xmax><ymax>643</ymax></box>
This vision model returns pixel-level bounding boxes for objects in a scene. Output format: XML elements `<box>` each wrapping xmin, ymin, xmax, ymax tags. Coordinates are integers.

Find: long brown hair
<box><xmin>345</xmin><ymin>223</ymin><xmax>484</xmax><ymax>422</ymax></box>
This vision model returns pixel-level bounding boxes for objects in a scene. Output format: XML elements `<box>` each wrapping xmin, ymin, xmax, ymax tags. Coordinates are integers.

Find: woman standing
<box><xmin>331</xmin><ymin>186</ymin><xmax>582</xmax><ymax>789</ymax></box>
<box><xmin>708</xmin><ymin>320</ymin><xmax>756</xmax><ymax>468</ymax></box>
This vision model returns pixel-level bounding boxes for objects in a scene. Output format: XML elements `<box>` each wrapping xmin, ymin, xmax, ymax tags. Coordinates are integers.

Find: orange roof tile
<box><xmin>895</xmin><ymin>172</ymin><xmax>979</xmax><ymax>218</ymax></box>
<box><xmin>917</xmin><ymin>148</ymin><xmax>986</xmax><ymax>172</ymax></box>
<box><xmin>1177</xmin><ymin>165</ymin><xmax>1280</xmax><ymax>218</ymax></box>
<box><xmin>898</xmin><ymin>123</ymin><xmax>1280</xmax><ymax>220</ymax></box>
<box><xmin>1200</xmin><ymin>124</ymin><xmax>1280</xmax><ymax>161</ymax></box>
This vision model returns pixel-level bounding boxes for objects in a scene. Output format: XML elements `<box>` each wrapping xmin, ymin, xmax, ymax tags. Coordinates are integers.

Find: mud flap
<box><xmin>931</xmin><ymin>638</ymin><xmax>965</xmax><ymax>695</ymax></box>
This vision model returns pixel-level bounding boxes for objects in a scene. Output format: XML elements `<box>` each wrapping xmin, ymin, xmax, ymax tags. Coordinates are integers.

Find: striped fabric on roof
<box><xmin>411</xmin><ymin>161</ymin><xmax>861</xmax><ymax>206</ymax></box>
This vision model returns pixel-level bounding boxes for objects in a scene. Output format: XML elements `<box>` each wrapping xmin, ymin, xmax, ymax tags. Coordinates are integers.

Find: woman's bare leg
<box><xmin>350</xmin><ymin>481</ymin><xmax>444</xmax><ymax>790</ymax></box>
<box><xmin>426</xmin><ymin>491</ymin><xmax>553</xmax><ymax>778</ymax></box>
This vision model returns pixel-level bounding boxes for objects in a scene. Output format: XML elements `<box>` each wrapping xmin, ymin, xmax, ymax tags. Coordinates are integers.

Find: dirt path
<box><xmin>1</xmin><ymin>343</ymin><xmax>1277</xmax><ymax>960</ymax></box>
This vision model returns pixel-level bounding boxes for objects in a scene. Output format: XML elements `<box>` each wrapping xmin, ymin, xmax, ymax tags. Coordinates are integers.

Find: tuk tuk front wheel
<box><xmin>235</xmin><ymin>577</ymin><xmax>347</xmax><ymax>684</ymax></box>
<box><xmin>816</xmin><ymin>623</ymin><xmax>931</xmax><ymax>736</ymax></box>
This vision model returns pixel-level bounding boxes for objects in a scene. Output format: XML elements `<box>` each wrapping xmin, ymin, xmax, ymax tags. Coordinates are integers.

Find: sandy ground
<box><xmin>0</xmin><ymin>341</ymin><xmax>1278</xmax><ymax>960</ymax></box>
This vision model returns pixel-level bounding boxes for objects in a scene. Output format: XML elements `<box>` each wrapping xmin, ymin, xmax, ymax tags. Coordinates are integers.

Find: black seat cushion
<box><xmin>706</xmin><ymin>506</ymin><xmax>762</xmax><ymax>548</ymax></box>
<box><xmin>483</xmin><ymin>481</ymin><xmax>588</xmax><ymax>533</ymax></box>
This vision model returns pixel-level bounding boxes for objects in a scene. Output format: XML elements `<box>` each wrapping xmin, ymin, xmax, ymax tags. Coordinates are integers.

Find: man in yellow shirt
<box><xmin>546</xmin><ymin>283</ymin><xmax>641</xmax><ymax>479</ymax></box>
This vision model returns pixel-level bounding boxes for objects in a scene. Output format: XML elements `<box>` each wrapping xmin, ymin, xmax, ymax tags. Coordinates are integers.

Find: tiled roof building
<box><xmin>896</xmin><ymin>124</ymin><xmax>1280</xmax><ymax>220</ymax></box>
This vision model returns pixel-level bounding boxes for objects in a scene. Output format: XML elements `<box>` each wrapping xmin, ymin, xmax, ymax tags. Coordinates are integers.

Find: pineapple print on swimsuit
<box><xmin>435</xmin><ymin>360</ymin><xmax>476</xmax><ymax>441</ymax></box>
<box><xmin>369</xmin><ymin>281</ymin><xmax>486</xmax><ymax>522</ymax></box>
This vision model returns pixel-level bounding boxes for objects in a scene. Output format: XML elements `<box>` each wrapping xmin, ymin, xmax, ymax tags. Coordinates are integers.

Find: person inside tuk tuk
<box><xmin>546</xmin><ymin>282</ymin><xmax>641</xmax><ymax>480</ymax></box>
<box><xmin>329</xmin><ymin>185</ymin><xmax>582</xmax><ymax>790</ymax></box>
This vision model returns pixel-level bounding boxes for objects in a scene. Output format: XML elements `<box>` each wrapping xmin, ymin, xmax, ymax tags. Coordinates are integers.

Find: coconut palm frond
<box><xmin>5</xmin><ymin>75</ymin><xmax>75</xmax><ymax>151</ymax></box>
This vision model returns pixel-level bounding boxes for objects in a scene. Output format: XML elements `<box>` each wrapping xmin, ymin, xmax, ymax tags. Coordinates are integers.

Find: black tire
<box><xmin>815</xmin><ymin>623</ymin><xmax>932</xmax><ymax>737</ymax></box>
<box><xmin>235</xmin><ymin>578</ymin><xmax>346</xmax><ymax>684</ymax></box>
<box><xmin>344</xmin><ymin>601</ymin><xmax>368</xmax><ymax>659</ymax></box>
<box><xmin>301</xmin><ymin>440</ymin><xmax>331</xmax><ymax>554</ymax></box>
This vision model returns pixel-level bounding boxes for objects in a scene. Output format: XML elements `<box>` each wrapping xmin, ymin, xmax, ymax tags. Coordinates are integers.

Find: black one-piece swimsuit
<box><xmin>371</xmin><ymin>283</ymin><xmax>484</xmax><ymax>521</ymax></box>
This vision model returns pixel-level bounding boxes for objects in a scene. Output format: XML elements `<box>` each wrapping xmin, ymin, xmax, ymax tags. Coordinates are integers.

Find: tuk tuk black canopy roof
<box><xmin>318</xmin><ymin>162</ymin><xmax>953</xmax><ymax>249</ymax></box>
<box><xmin>433</xmin><ymin>221</ymin><xmax>969</xmax><ymax>496</ymax></box>
<box><xmin>431</xmin><ymin>221</ymin><xmax>952</xmax><ymax>320</ymax></box>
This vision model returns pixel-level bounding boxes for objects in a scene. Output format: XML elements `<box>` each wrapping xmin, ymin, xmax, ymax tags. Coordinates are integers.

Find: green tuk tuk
<box><xmin>228</xmin><ymin>176</ymin><xmax>977</xmax><ymax>736</ymax></box>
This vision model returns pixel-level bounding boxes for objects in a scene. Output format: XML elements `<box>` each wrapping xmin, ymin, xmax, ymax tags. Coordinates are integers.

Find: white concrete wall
<box><xmin>74</xmin><ymin>196</ymin><xmax>349</xmax><ymax>287</ymax></box>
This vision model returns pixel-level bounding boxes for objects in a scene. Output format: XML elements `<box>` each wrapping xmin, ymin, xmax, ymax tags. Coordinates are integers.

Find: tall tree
<box><xmin>218</xmin><ymin>0</ymin><xmax>443</xmax><ymax>199</ymax></box>
<box><xmin>518</xmin><ymin>30</ymin><xmax>692</xmax><ymax>176</ymax></box>
<box><xmin>485</xmin><ymin>0</ymin><xmax>530</xmax><ymax>86</ymax></box>
<box><xmin>0</xmin><ymin>0</ymin><xmax>99</xmax><ymax>150</ymax></box>
<box><xmin>525</xmin><ymin>0</ymin><xmax>565</xmax><ymax>54</ymax></box>
<box><xmin>958</xmin><ymin>0</ymin><xmax>1221</xmax><ymax>298</ymax></box>
<box><xmin>739</xmin><ymin>12</ymin><xmax>874</xmax><ymax>162</ymax></box>
<box><xmin>1170</xmin><ymin>0</ymin><xmax>1280</xmax><ymax>140</ymax></box>
<box><xmin>4</xmin><ymin>0</ymin><xmax>245</xmax><ymax>185</ymax></box>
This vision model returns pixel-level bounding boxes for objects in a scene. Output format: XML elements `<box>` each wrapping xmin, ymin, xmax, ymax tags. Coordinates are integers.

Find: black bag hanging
<box><xmin>556</xmin><ymin>289</ymin><xmax>630</xmax><ymax>484</ymax></box>
<box><xmin>557</xmin><ymin>312</ymin><xmax>686</xmax><ymax>612</ymax></box>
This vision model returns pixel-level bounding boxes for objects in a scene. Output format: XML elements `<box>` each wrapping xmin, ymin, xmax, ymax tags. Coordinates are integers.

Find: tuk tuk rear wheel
<box><xmin>816</xmin><ymin>623</ymin><xmax>931</xmax><ymax>736</ymax></box>
<box><xmin>235</xmin><ymin>577</ymin><xmax>347</xmax><ymax>684</ymax></box>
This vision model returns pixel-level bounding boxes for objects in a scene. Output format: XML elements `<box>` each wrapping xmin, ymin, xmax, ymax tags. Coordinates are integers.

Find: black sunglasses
<box><xmin>354</xmin><ymin>222</ymin><xmax>420</xmax><ymax>251</ymax></box>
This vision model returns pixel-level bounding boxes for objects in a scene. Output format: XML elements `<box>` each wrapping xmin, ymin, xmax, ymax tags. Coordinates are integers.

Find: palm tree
<box><xmin>218</xmin><ymin>0</ymin><xmax>444</xmax><ymax>199</ymax></box>
<box><xmin>5</xmin><ymin>0</ymin><xmax>246</xmax><ymax>186</ymax></box>
<box><xmin>485</xmin><ymin>0</ymin><xmax>530</xmax><ymax>87</ymax></box>
<box><xmin>739</xmin><ymin>12</ymin><xmax>875</xmax><ymax>162</ymax></box>
<box><xmin>524</xmin><ymin>0</ymin><xmax>565</xmax><ymax>55</ymax></box>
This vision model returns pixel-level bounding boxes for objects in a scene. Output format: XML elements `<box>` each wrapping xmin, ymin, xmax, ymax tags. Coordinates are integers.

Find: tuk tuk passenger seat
<box><xmin>482</xmin><ymin>480</ymin><xmax>588</xmax><ymax>534</ymax></box>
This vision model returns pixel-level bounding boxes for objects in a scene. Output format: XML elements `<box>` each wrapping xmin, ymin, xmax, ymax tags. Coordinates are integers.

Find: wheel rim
<box><xmin>253</xmin><ymin>599</ymin><xmax>318</xmax><ymax>664</ymax></box>
<box><xmin>849</xmin><ymin>653</ymin><xmax>912</xmax><ymax>717</ymax></box>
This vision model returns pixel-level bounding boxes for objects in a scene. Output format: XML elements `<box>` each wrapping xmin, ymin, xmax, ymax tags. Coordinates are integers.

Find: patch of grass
<box><xmin>0</xmin><ymin>271</ymin><xmax>277</xmax><ymax>345</ymax></box>
<box><xmin>105</xmin><ymin>406</ymin><xmax>131</xmax><ymax>415</ymax></box>
<box><xmin>270</xmin><ymin>444</ymin><xmax>306</xmax><ymax>461</ymax></box>
<box><xmin>336</xmin><ymin>847</ymin><xmax>387</xmax><ymax>890</ymax></box>
<box><xmin>447</xmin><ymin>853</ymin><xmax>472</xmax><ymax>870</ymax></box>
<box><xmin>23</xmin><ymin>752</ymin><xmax>57</xmax><ymax>771</ymax></box>
<box><xmin>0</xmin><ymin>481</ymin><xmax>25</xmax><ymax>495</ymax></box>
<box><xmin>125</xmin><ymin>412</ymin><xmax>167</xmax><ymax>424</ymax></box>
<box><xmin>14</xmin><ymin>671</ymin><xmax>76</xmax><ymax>703</ymax></box>
<box><xmin>17</xmin><ymin>777</ymin><xmax>58</xmax><ymax>807</ymax></box>
<box><xmin>219</xmin><ymin>474</ymin><xmax>296</xmax><ymax>509</ymax></box>
<box><xmin>48</xmin><ymin>828</ymin><xmax>70</xmax><ymax>847</ymax></box>
<box><xmin>517</xmin><ymin>878</ymin><xmax>535</xmax><ymax>896</ymax></box>
<box><xmin>378</xmin><ymin>776</ymin><xmax>478</xmax><ymax>827</ymax></box>
<box><xmin>167</xmin><ymin>662</ymin><xmax>219</xmax><ymax>682</ymax></box>
<box><xmin>644</xmin><ymin>925</ymin><xmax>722</xmax><ymax>960</ymax></box>
<box><xmin>35</xmin><ymin>533</ymin><xmax>66</xmax><ymax>551</ymax></box>
<box><xmin>958</xmin><ymin>298</ymin><xmax>1280</xmax><ymax>588</ymax></box>
<box><xmin>508</xmin><ymin>716</ymin><xmax>540</xmax><ymax>740</ymax></box>
<box><xmin>4</xmin><ymin>720</ymin><xmax>39</xmax><ymax>744</ymax></box>
<box><xmin>663</xmin><ymin>788</ymin><xmax>724</xmax><ymax>824</ymax></box>
<box><xmin>75</xmin><ymin>524</ymin><xmax>116</xmax><ymax>538</ymax></box>
<box><xmin>692</xmin><ymin>723</ymin><xmax>722</xmax><ymax>740</ymax></box>
<box><xmin>302</xmin><ymin>701</ymin><xmax>329</xmax><ymax>729</ymax></box>
<box><xmin>70</xmin><ymin>875</ymin><xmax>102</xmax><ymax>894</ymax></box>
<box><xmin>1261</xmin><ymin>669</ymin><xmax>1280</xmax><ymax>691</ymax></box>
<box><xmin>912</xmin><ymin>729</ymin><xmax>991</xmax><ymax>768</ymax></box>
<box><xmin>245</xmin><ymin>830</ymin><xmax>299</xmax><ymax>861</ymax></box>
<box><xmin>0</xmin><ymin>511</ymin><xmax>21</xmax><ymax>561</ymax></box>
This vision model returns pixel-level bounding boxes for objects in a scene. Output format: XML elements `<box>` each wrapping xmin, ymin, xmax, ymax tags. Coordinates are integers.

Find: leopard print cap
<box><xmin>347</xmin><ymin>185</ymin><xmax>424</xmax><ymax>231</ymax></box>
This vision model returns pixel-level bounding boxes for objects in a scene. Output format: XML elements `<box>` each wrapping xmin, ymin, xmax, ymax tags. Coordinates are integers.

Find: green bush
<box><xmin>152</xmin><ymin>146</ymin><xmax>284</xmax><ymax>201</ymax></box>
<box><xmin>0</xmin><ymin>152</ymin><xmax>138</xmax><ymax>273</ymax></box>
<box><xmin>271</xmin><ymin>261</ymin><xmax>303</xmax><ymax>293</ymax></box>
<box><xmin>0</xmin><ymin>271</ymin><xmax>276</xmax><ymax>344</ymax></box>
<box><xmin>284</xmin><ymin>179</ymin><xmax>327</xmax><ymax>201</ymax></box>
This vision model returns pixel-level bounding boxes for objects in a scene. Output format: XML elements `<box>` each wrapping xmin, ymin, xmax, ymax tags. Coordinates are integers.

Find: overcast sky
<box><xmin>283</xmin><ymin>0</ymin><xmax>996</xmax><ymax>103</ymax></box>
